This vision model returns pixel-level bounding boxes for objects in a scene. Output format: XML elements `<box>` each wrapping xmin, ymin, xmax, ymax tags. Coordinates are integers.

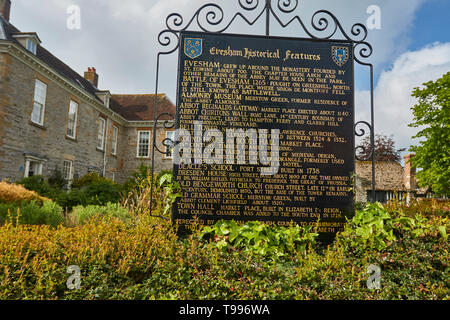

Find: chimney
<box><xmin>84</xmin><ymin>67</ymin><xmax>99</xmax><ymax>88</ymax></box>
<box><xmin>403</xmin><ymin>153</ymin><xmax>417</xmax><ymax>191</ymax></box>
<box><xmin>0</xmin><ymin>0</ymin><xmax>11</xmax><ymax>22</ymax></box>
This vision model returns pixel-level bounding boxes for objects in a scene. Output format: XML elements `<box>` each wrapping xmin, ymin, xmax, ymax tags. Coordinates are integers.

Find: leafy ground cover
<box><xmin>0</xmin><ymin>177</ymin><xmax>448</xmax><ymax>299</ymax></box>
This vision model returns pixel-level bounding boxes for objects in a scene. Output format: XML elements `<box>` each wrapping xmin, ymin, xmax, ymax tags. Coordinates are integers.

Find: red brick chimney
<box><xmin>0</xmin><ymin>0</ymin><xmax>11</xmax><ymax>22</ymax></box>
<box><xmin>84</xmin><ymin>67</ymin><xmax>99</xmax><ymax>88</ymax></box>
<box><xmin>403</xmin><ymin>153</ymin><xmax>417</xmax><ymax>191</ymax></box>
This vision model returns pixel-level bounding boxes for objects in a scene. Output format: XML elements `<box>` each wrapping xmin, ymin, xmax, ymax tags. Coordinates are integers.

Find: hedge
<box><xmin>0</xmin><ymin>203</ymin><xmax>448</xmax><ymax>300</ymax></box>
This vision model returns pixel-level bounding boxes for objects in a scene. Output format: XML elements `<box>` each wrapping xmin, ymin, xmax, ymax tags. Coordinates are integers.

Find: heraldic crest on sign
<box><xmin>184</xmin><ymin>38</ymin><xmax>203</xmax><ymax>59</ymax></box>
<box><xmin>332</xmin><ymin>46</ymin><xmax>349</xmax><ymax>67</ymax></box>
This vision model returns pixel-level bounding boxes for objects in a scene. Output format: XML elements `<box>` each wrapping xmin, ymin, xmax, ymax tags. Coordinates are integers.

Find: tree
<box><xmin>357</xmin><ymin>134</ymin><xmax>406</xmax><ymax>162</ymax></box>
<box><xmin>408</xmin><ymin>72</ymin><xmax>450</xmax><ymax>197</ymax></box>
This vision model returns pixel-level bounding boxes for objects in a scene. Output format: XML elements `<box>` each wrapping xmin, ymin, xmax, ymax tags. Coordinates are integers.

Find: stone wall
<box><xmin>0</xmin><ymin>52</ymin><xmax>173</xmax><ymax>184</ymax></box>
<box><xmin>121</xmin><ymin>126</ymin><xmax>174</xmax><ymax>180</ymax></box>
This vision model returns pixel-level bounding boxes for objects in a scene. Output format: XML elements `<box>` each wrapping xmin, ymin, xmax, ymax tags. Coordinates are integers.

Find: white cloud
<box><xmin>356</xmin><ymin>42</ymin><xmax>450</xmax><ymax>151</ymax></box>
<box><xmin>9</xmin><ymin>0</ymin><xmax>427</xmax><ymax>96</ymax></box>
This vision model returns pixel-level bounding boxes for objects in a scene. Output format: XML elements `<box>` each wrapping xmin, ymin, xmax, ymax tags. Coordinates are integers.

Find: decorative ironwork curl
<box><xmin>158</xmin><ymin>1</ymin><xmax>269</xmax><ymax>54</ymax></box>
<box><xmin>310</xmin><ymin>10</ymin><xmax>338</xmax><ymax>39</ymax></box>
<box><xmin>157</xmin><ymin>30</ymin><xmax>180</xmax><ymax>55</ymax></box>
<box><xmin>152</xmin><ymin>112</ymin><xmax>175</xmax><ymax>155</ymax></box>
<box><xmin>353</xmin><ymin>41</ymin><xmax>373</xmax><ymax>66</ymax></box>
<box><xmin>158</xmin><ymin>1</ymin><xmax>374</xmax><ymax>65</ymax></box>
<box><xmin>239</xmin><ymin>0</ymin><xmax>260</xmax><ymax>11</ymax></box>
<box><xmin>355</xmin><ymin>121</ymin><xmax>373</xmax><ymax>161</ymax></box>
<box><xmin>277</xmin><ymin>0</ymin><xmax>298</xmax><ymax>13</ymax></box>
<box><xmin>195</xmin><ymin>4</ymin><xmax>225</xmax><ymax>32</ymax></box>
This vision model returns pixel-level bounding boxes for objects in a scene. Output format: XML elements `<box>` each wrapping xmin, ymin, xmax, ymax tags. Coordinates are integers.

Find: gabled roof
<box><xmin>0</xmin><ymin>17</ymin><xmax>101</xmax><ymax>102</ymax></box>
<box><xmin>12</xmin><ymin>31</ymin><xmax>41</xmax><ymax>43</ymax></box>
<box><xmin>110</xmin><ymin>94</ymin><xmax>176</xmax><ymax>122</ymax></box>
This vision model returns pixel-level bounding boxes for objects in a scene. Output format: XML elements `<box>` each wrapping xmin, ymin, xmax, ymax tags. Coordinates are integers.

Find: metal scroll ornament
<box><xmin>149</xmin><ymin>0</ymin><xmax>376</xmax><ymax>215</ymax></box>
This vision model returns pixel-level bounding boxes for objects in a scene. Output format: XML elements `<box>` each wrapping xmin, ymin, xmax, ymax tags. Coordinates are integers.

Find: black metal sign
<box><xmin>149</xmin><ymin>0</ymin><xmax>375</xmax><ymax>241</ymax></box>
<box><xmin>172</xmin><ymin>31</ymin><xmax>355</xmax><ymax>240</ymax></box>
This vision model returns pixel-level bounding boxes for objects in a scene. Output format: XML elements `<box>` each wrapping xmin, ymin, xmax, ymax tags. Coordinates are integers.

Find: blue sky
<box><xmin>8</xmin><ymin>0</ymin><xmax>450</xmax><ymax>151</ymax></box>
<box><xmin>410</xmin><ymin>0</ymin><xmax>450</xmax><ymax>50</ymax></box>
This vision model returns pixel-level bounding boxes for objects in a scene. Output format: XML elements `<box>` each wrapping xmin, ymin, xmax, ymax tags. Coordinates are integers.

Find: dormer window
<box><xmin>105</xmin><ymin>95</ymin><xmax>110</xmax><ymax>108</ymax></box>
<box><xmin>12</xmin><ymin>32</ymin><xmax>41</xmax><ymax>55</ymax></box>
<box><xmin>26</xmin><ymin>38</ymin><xmax>37</xmax><ymax>54</ymax></box>
<box><xmin>95</xmin><ymin>90</ymin><xmax>111</xmax><ymax>109</ymax></box>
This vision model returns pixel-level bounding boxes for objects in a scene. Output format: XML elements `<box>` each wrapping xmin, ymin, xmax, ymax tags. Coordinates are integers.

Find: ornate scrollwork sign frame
<box><xmin>149</xmin><ymin>0</ymin><xmax>376</xmax><ymax>216</ymax></box>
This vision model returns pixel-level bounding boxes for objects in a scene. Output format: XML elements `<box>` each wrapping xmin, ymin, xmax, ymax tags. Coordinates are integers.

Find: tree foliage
<box><xmin>409</xmin><ymin>72</ymin><xmax>450</xmax><ymax>197</ymax></box>
<box><xmin>358</xmin><ymin>134</ymin><xmax>405</xmax><ymax>162</ymax></box>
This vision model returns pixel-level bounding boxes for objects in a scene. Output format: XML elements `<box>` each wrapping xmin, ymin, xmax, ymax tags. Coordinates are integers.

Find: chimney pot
<box><xmin>84</xmin><ymin>67</ymin><xmax>99</xmax><ymax>88</ymax></box>
<box><xmin>0</xmin><ymin>0</ymin><xmax>11</xmax><ymax>22</ymax></box>
<box><xmin>403</xmin><ymin>153</ymin><xmax>417</xmax><ymax>191</ymax></box>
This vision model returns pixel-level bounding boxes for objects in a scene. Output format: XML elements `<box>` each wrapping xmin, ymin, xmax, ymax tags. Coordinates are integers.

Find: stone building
<box><xmin>355</xmin><ymin>154</ymin><xmax>429</xmax><ymax>204</ymax></box>
<box><xmin>0</xmin><ymin>0</ymin><xmax>175</xmax><ymax>184</ymax></box>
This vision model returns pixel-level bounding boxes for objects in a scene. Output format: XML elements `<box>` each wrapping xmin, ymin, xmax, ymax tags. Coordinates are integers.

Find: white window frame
<box><xmin>97</xmin><ymin>117</ymin><xmax>106</xmax><ymax>150</ymax></box>
<box><xmin>62</xmin><ymin>160</ymin><xmax>74</xmax><ymax>184</ymax></box>
<box><xmin>137</xmin><ymin>131</ymin><xmax>150</xmax><ymax>158</ymax></box>
<box><xmin>111</xmin><ymin>125</ymin><xmax>118</xmax><ymax>155</ymax></box>
<box><xmin>31</xmin><ymin>79</ymin><xmax>47</xmax><ymax>126</ymax></box>
<box><xmin>24</xmin><ymin>156</ymin><xmax>44</xmax><ymax>178</ymax></box>
<box><xmin>67</xmin><ymin>100</ymin><xmax>79</xmax><ymax>139</ymax></box>
<box><xmin>26</xmin><ymin>38</ymin><xmax>37</xmax><ymax>54</ymax></box>
<box><xmin>164</xmin><ymin>131</ymin><xmax>175</xmax><ymax>159</ymax></box>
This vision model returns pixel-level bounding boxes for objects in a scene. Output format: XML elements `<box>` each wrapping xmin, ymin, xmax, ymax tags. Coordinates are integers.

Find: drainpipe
<box><xmin>103</xmin><ymin>118</ymin><xmax>109</xmax><ymax>177</ymax></box>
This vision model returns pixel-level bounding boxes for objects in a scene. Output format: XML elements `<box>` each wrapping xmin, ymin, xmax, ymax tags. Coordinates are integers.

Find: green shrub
<box><xmin>17</xmin><ymin>175</ymin><xmax>56</xmax><ymax>198</ymax></box>
<box><xmin>341</xmin><ymin>202</ymin><xmax>448</xmax><ymax>252</ymax></box>
<box><xmin>0</xmin><ymin>201</ymin><xmax>64</xmax><ymax>227</ymax></box>
<box><xmin>0</xmin><ymin>194</ymin><xmax>447</xmax><ymax>300</ymax></box>
<box><xmin>71</xmin><ymin>172</ymin><xmax>108</xmax><ymax>189</ymax></box>
<box><xmin>55</xmin><ymin>189</ymin><xmax>88</xmax><ymax>211</ymax></box>
<box><xmin>47</xmin><ymin>170</ymin><xmax>67</xmax><ymax>190</ymax></box>
<box><xmin>122</xmin><ymin>164</ymin><xmax>173</xmax><ymax>197</ymax></box>
<box><xmin>200</xmin><ymin>220</ymin><xmax>318</xmax><ymax>263</ymax></box>
<box><xmin>81</xmin><ymin>181</ymin><xmax>123</xmax><ymax>206</ymax></box>
<box><xmin>122</xmin><ymin>164</ymin><xmax>152</xmax><ymax>195</ymax></box>
<box><xmin>17</xmin><ymin>173</ymin><xmax>123</xmax><ymax>210</ymax></box>
<box><xmin>72</xmin><ymin>203</ymin><xmax>131</xmax><ymax>225</ymax></box>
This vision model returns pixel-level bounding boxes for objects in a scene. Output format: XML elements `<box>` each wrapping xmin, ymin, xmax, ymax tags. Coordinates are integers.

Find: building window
<box><xmin>367</xmin><ymin>190</ymin><xmax>407</xmax><ymax>203</ymax></box>
<box><xmin>109</xmin><ymin>172</ymin><xmax>115</xmax><ymax>182</ymax></box>
<box><xmin>26</xmin><ymin>38</ymin><xmax>37</xmax><ymax>54</ymax></box>
<box><xmin>67</xmin><ymin>100</ymin><xmax>78</xmax><ymax>139</ymax></box>
<box><xmin>165</xmin><ymin>131</ymin><xmax>175</xmax><ymax>159</ymax></box>
<box><xmin>62</xmin><ymin>160</ymin><xmax>74</xmax><ymax>184</ymax></box>
<box><xmin>105</xmin><ymin>95</ymin><xmax>110</xmax><ymax>108</ymax></box>
<box><xmin>31</xmin><ymin>79</ymin><xmax>47</xmax><ymax>125</ymax></box>
<box><xmin>137</xmin><ymin>131</ymin><xmax>150</xmax><ymax>158</ymax></box>
<box><xmin>97</xmin><ymin>117</ymin><xmax>106</xmax><ymax>150</ymax></box>
<box><xmin>111</xmin><ymin>125</ymin><xmax>118</xmax><ymax>155</ymax></box>
<box><xmin>24</xmin><ymin>158</ymin><xmax>43</xmax><ymax>178</ymax></box>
